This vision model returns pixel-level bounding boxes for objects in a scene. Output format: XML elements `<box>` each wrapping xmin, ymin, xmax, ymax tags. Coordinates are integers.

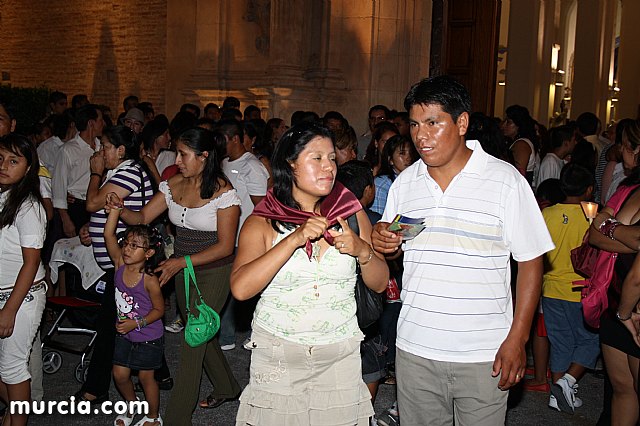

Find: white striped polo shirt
<box><xmin>382</xmin><ymin>140</ymin><xmax>554</xmax><ymax>363</ymax></box>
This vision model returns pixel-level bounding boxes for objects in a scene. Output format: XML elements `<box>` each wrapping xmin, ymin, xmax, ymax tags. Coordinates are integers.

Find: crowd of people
<box><xmin>0</xmin><ymin>75</ymin><xmax>638</xmax><ymax>426</ymax></box>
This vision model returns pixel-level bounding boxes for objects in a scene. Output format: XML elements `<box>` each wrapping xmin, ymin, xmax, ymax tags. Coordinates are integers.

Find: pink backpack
<box><xmin>574</xmin><ymin>184</ymin><xmax>640</xmax><ymax>328</ymax></box>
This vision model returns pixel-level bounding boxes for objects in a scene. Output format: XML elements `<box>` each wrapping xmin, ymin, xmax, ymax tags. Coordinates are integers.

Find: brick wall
<box><xmin>0</xmin><ymin>0</ymin><xmax>167</xmax><ymax>118</ymax></box>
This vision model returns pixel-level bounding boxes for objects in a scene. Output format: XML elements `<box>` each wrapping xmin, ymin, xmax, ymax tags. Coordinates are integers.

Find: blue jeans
<box><xmin>542</xmin><ymin>297</ymin><xmax>600</xmax><ymax>373</ymax></box>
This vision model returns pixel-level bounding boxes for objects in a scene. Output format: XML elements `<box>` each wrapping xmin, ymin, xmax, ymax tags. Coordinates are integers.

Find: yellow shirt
<box><xmin>542</xmin><ymin>203</ymin><xmax>589</xmax><ymax>302</ymax></box>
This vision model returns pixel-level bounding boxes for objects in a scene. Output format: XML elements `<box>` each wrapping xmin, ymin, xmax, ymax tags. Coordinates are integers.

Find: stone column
<box><xmin>269</xmin><ymin>0</ymin><xmax>305</xmax><ymax>80</ymax></box>
<box><xmin>571</xmin><ymin>0</ymin><xmax>617</xmax><ymax>122</ymax></box>
<box><xmin>617</xmin><ymin>0</ymin><xmax>640</xmax><ymax>120</ymax></box>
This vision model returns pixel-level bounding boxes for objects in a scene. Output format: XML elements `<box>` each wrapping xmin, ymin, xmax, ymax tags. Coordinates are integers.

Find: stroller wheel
<box><xmin>42</xmin><ymin>351</ymin><xmax>62</xmax><ymax>374</ymax></box>
<box><xmin>74</xmin><ymin>360</ymin><xmax>90</xmax><ymax>383</ymax></box>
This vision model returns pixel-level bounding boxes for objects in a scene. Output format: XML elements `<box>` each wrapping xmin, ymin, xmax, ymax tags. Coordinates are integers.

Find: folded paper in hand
<box><xmin>388</xmin><ymin>214</ymin><xmax>426</xmax><ymax>240</ymax></box>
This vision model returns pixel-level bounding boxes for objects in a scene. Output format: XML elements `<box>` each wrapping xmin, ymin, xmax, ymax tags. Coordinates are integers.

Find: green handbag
<box><xmin>183</xmin><ymin>255</ymin><xmax>220</xmax><ymax>348</ymax></box>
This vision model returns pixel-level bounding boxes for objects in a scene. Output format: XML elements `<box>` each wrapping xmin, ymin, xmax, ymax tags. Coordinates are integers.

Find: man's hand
<box><xmin>372</xmin><ymin>222</ymin><xmax>402</xmax><ymax>254</ymax></box>
<box><xmin>492</xmin><ymin>336</ymin><xmax>526</xmax><ymax>390</ymax></box>
<box><xmin>79</xmin><ymin>224</ymin><xmax>92</xmax><ymax>246</ymax></box>
<box><xmin>62</xmin><ymin>216</ymin><xmax>77</xmax><ymax>238</ymax></box>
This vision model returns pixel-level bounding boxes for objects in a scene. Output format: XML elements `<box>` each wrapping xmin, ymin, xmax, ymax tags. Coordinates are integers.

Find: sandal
<box><xmin>114</xmin><ymin>413</ymin><xmax>135</xmax><ymax>426</ymax></box>
<box><xmin>133</xmin><ymin>415</ymin><xmax>163</xmax><ymax>426</ymax></box>
<box><xmin>198</xmin><ymin>393</ymin><xmax>231</xmax><ymax>409</ymax></box>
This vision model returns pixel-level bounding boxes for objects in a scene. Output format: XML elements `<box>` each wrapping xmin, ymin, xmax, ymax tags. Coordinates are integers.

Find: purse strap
<box><xmin>184</xmin><ymin>255</ymin><xmax>203</xmax><ymax>314</ymax></box>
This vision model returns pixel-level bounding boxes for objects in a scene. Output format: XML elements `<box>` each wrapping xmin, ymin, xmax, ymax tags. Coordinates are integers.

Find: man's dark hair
<box><xmin>404</xmin><ymin>75</ymin><xmax>471</xmax><ymax>123</ymax></box>
<box><xmin>138</xmin><ymin>102</ymin><xmax>154</xmax><ymax>117</ymax></box>
<box><xmin>49</xmin><ymin>91</ymin><xmax>67</xmax><ymax>104</ymax></box>
<box><xmin>576</xmin><ymin>112</ymin><xmax>600</xmax><ymax>137</ymax></box>
<box><xmin>368</xmin><ymin>105</ymin><xmax>390</xmax><ymax>119</ymax></box>
<box><xmin>222</xmin><ymin>96</ymin><xmax>240</xmax><ymax>110</ymax></box>
<box><xmin>180</xmin><ymin>103</ymin><xmax>201</xmax><ymax>118</ymax></box>
<box><xmin>336</xmin><ymin>160</ymin><xmax>374</xmax><ymax>200</ymax></box>
<box><xmin>560</xmin><ymin>163</ymin><xmax>594</xmax><ymax>197</ymax></box>
<box><xmin>0</xmin><ymin>97</ymin><xmax>16</xmax><ymax>120</ymax></box>
<box><xmin>169</xmin><ymin>111</ymin><xmax>197</xmax><ymax>140</ymax></box>
<box><xmin>71</xmin><ymin>94</ymin><xmax>89</xmax><ymax>109</ymax></box>
<box><xmin>243</xmin><ymin>105</ymin><xmax>260</xmax><ymax>119</ymax></box>
<box><xmin>123</xmin><ymin>95</ymin><xmax>139</xmax><ymax>110</ymax></box>
<box><xmin>549</xmin><ymin>125</ymin><xmax>574</xmax><ymax>149</ymax></box>
<box><xmin>215</xmin><ymin>118</ymin><xmax>244</xmax><ymax>144</ymax></box>
<box><xmin>204</xmin><ymin>103</ymin><xmax>220</xmax><ymax>114</ymax></box>
<box><xmin>74</xmin><ymin>104</ymin><xmax>100</xmax><ymax>132</ymax></box>
<box><xmin>220</xmin><ymin>108</ymin><xmax>242</xmax><ymax>121</ymax></box>
<box><xmin>50</xmin><ymin>112</ymin><xmax>73</xmax><ymax>139</ymax></box>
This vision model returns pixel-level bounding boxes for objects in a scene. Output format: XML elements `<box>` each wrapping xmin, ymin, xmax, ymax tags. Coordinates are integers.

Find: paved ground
<box><xmin>27</xmin><ymin>313</ymin><xmax>605</xmax><ymax>425</ymax></box>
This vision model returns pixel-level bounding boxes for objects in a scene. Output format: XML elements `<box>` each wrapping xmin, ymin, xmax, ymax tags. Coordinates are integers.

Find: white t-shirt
<box><xmin>155</xmin><ymin>150</ymin><xmax>176</xmax><ymax>176</ymax></box>
<box><xmin>0</xmin><ymin>193</ymin><xmax>46</xmax><ymax>290</ymax></box>
<box><xmin>37</xmin><ymin>135</ymin><xmax>64</xmax><ymax>175</ymax></box>
<box><xmin>382</xmin><ymin>140</ymin><xmax>554</xmax><ymax>363</ymax></box>
<box><xmin>535</xmin><ymin>152</ymin><xmax>565</xmax><ymax>188</ymax></box>
<box><xmin>222</xmin><ymin>152</ymin><xmax>269</xmax><ymax>243</ymax></box>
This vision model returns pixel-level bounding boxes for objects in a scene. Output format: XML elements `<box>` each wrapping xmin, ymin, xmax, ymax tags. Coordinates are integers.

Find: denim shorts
<box><xmin>113</xmin><ymin>335</ymin><xmax>164</xmax><ymax>370</ymax></box>
<box><xmin>361</xmin><ymin>334</ymin><xmax>386</xmax><ymax>384</ymax></box>
<box><xmin>542</xmin><ymin>297</ymin><xmax>600</xmax><ymax>373</ymax></box>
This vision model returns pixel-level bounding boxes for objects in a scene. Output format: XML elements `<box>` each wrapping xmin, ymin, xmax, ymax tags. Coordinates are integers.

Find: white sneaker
<box><xmin>220</xmin><ymin>343</ymin><xmax>236</xmax><ymax>351</ymax></box>
<box><xmin>572</xmin><ymin>383</ymin><xmax>583</xmax><ymax>408</ymax></box>
<box><xmin>548</xmin><ymin>394</ymin><xmax>560</xmax><ymax>411</ymax></box>
<box><xmin>164</xmin><ymin>318</ymin><xmax>184</xmax><ymax>333</ymax></box>
<box><xmin>550</xmin><ymin>377</ymin><xmax>575</xmax><ymax>414</ymax></box>
<box><xmin>242</xmin><ymin>337</ymin><xmax>254</xmax><ymax>350</ymax></box>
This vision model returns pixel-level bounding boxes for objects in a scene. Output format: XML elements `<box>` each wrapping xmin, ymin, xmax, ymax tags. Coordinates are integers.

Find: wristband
<box><xmin>358</xmin><ymin>245</ymin><xmax>375</xmax><ymax>266</ymax></box>
<box><xmin>616</xmin><ymin>311</ymin><xmax>632</xmax><ymax>321</ymax></box>
<box><xmin>599</xmin><ymin>217</ymin><xmax>620</xmax><ymax>240</ymax></box>
<box><xmin>90</xmin><ymin>173</ymin><xmax>102</xmax><ymax>179</ymax></box>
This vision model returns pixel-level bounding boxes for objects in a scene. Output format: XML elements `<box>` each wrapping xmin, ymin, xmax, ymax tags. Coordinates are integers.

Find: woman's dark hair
<box><xmin>466</xmin><ymin>112</ymin><xmax>510</xmax><ymax>163</ymax></box>
<box><xmin>119</xmin><ymin>225</ymin><xmax>165</xmax><ymax>275</ymax></box>
<box><xmin>336</xmin><ymin>160</ymin><xmax>374</xmax><ymax>200</ymax></box>
<box><xmin>104</xmin><ymin>126</ymin><xmax>157</xmax><ymax>192</ymax></box>
<box><xmin>140</xmin><ymin>118</ymin><xmax>169</xmax><ymax>153</ymax></box>
<box><xmin>0</xmin><ymin>134</ymin><xmax>43</xmax><ymax>228</ymax></box>
<box><xmin>505</xmin><ymin>104</ymin><xmax>538</xmax><ymax>149</ymax></box>
<box><xmin>177</xmin><ymin>128</ymin><xmax>228</xmax><ymax>199</ymax></box>
<box><xmin>364</xmin><ymin>121</ymin><xmax>399</xmax><ymax>170</ymax></box>
<box><xmin>271</xmin><ymin>122</ymin><xmax>334</xmax><ymax>230</ymax></box>
<box><xmin>377</xmin><ymin>135</ymin><xmax>417</xmax><ymax>180</ymax></box>
<box><xmin>620</xmin><ymin>120</ymin><xmax>640</xmax><ymax>187</ymax></box>
<box><xmin>244</xmin><ymin>121</ymin><xmax>272</xmax><ymax>160</ymax></box>
<box><xmin>103</xmin><ymin>126</ymin><xmax>140</xmax><ymax>162</ymax></box>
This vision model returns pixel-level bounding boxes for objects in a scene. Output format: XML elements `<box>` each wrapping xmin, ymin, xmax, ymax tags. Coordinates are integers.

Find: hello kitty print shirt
<box><xmin>114</xmin><ymin>265</ymin><xmax>163</xmax><ymax>342</ymax></box>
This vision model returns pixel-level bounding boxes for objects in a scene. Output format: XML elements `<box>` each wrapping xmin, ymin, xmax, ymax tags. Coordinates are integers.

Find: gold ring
<box><xmin>515</xmin><ymin>374</ymin><xmax>520</xmax><ymax>379</ymax></box>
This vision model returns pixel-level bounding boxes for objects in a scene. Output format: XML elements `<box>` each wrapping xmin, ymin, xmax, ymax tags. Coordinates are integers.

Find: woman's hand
<box><xmin>90</xmin><ymin>151</ymin><xmax>105</xmax><ymax>175</ymax></box>
<box><xmin>155</xmin><ymin>257</ymin><xmax>187</xmax><ymax>287</ymax></box>
<box><xmin>621</xmin><ymin>312</ymin><xmax>640</xmax><ymax>346</ymax></box>
<box><xmin>328</xmin><ymin>217</ymin><xmax>370</xmax><ymax>259</ymax></box>
<box><xmin>0</xmin><ymin>308</ymin><xmax>16</xmax><ymax>337</ymax></box>
<box><xmin>116</xmin><ymin>319</ymin><xmax>137</xmax><ymax>335</ymax></box>
<box><xmin>290</xmin><ymin>216</ymin><xmax>329</xmax><ymax>247</ymax></box>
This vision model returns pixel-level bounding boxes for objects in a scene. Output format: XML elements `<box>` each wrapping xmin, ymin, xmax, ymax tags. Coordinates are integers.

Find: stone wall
<box><xmin>0</xmin><ymin>0</ymin><xmax>167</xmax><ymax>117</ymax></box>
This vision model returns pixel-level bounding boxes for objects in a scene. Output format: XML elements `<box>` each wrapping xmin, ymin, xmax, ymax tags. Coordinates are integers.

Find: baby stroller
<box><xmin>41</xmin><ymin>296</ymin><xmax>101</xmax><ymax>383</ymax></box>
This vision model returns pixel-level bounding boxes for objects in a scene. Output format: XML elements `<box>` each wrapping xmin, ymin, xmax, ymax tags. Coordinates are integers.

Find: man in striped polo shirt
<box><xmin>372</xmin><ymin>76</ymin><xmax>555</xmax><ymax>425</ymax></box>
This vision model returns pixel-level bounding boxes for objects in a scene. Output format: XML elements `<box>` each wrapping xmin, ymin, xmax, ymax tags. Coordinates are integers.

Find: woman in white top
<box><xmin>502</xmin><ymin>104</ymin><xmax>540</xmax><ymax>186</ymax></box>
<box><xmin>0</xmin><ymin>134</ymin><xmax>47</xmax><ymax>426</ymax></box>
<box><xmin>140</xmin><ymin>117</ymin><xmax>176</xmax><ymax>184</ymax></box>
<box><xmin>232</xmin><ymin>123</ymin><xmax>388</xmax><ymax>425</ymax></box>
<box><xmin>111</xmin><ymin>127</ymin><xmax>242</xmax><ymax>423</ymax></box>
